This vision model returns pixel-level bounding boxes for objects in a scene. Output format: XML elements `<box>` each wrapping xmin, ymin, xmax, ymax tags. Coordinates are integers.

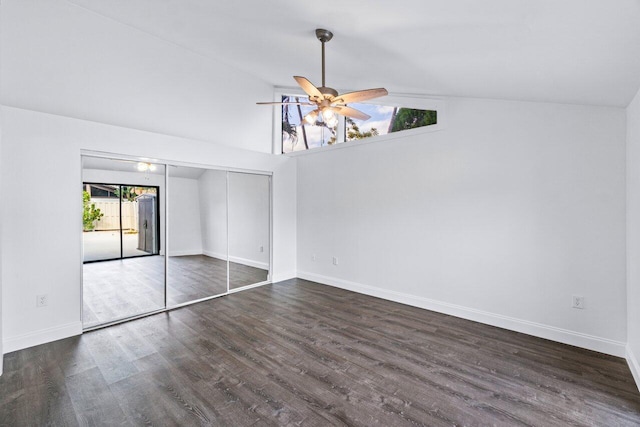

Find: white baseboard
<box><xmin>298</xmin><ymin>271</ymin><xmax>627</xmax><ymax>358</ymax></box>
<box><xmin>272</xmin><ymin>272</ymin><xmax>297</xmax><ymax>283</ymax></box>
<box><xmin>3</xmin><ymin>321</ymin><xmax>83</xmax><ymax>354</ymax></box>
<box><xmin>203</xmin><ymin>250</ymin><xmax>269</xmax><ymax>270</ymax></box>
<box><xmin>627</xmin><ymin>346</ymin><xmax>640</xmax><ymax>392</ymax></box>
<box><xmin>229</xmin><ymin>255</ymin><xmax>268</xmax><ymax>270</ymax></box>
<box><xmin>202</xmin><ymin>250</ymin><xmax>225</xmax><ymax>260</ymax></box>
<box><xmin>169</xmin><ymin>249</ymin><xmax>203</xmax><ymax>257</ymax></box>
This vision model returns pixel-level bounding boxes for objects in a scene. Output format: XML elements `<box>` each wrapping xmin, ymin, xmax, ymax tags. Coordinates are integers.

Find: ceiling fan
<box><xmin>257</xmin><ymin>29</ymin><xmax>388</xmax><ymax>127</ymax></box>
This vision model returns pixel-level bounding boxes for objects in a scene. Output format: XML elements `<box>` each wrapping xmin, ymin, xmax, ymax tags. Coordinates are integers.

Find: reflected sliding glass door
<box><xmin>83</xmin><ymin>183</ymin><xmax>160</xmax><ymax>263</ymax></box>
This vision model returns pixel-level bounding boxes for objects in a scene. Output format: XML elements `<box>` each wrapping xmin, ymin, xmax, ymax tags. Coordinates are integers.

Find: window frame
<box><xmin>272</xmin><ymin>86</ymin><xmax>446</xmax><ymax>155</ymax></box>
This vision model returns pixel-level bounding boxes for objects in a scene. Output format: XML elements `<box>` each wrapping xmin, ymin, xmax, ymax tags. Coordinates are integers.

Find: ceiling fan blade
<box><xmin>256</xmin><ymin>101</ymin><xmax>314</xmax><ymax>105</ymax></box>
<box><xmin>333</xmin><ymin>88</ymin><xmax>388</xmax><ymax>105</ymax></box>
<box><xmin>331</xmin><ymin>106</ymin><xmax>371</xmax><ymax>121</ymax></box>
<box><xmin>294</xmin><ymin>76</ymin><xmax>323</xmax><ymax>99</ymax></box>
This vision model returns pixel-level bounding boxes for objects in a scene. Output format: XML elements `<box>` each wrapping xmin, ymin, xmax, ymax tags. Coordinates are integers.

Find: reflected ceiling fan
<box><xmin>257</xmin><ymin>29</ymin><xmax>388</xmax><ymax>126</ymax></box>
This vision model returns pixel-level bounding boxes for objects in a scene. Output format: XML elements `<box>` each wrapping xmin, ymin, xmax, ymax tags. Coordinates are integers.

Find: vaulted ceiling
<box><xmin>69</xmin><ymin>0</ymin><xmax>640</xmax><ymax>107</ymax></box>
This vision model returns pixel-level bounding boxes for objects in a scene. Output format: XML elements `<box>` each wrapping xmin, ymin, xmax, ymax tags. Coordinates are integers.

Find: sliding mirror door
<box><xmin>82</xmin><ymin>156</ymin><xmax>166</xmax><ymax>328</ymax></box>
<box><xmin>228</xmin><ymin>172</ymin><xmax>271</xmax><ymax>289</ymax></box>
<box><xmin>167</xmin><ymin>167</ymin><xmax>228</xmax><ymax>305</ymax></box>
<box><xmin>81</xmin><ymin>157</ymin><xmax>272</xmax><ymax>330</ymax></box>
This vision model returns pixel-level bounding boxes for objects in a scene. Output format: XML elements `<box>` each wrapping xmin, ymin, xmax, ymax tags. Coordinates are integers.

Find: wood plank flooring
<box><xmin>83</xmin><ymin>255</ymin><xmax>268</xmax><ymax>328</ymax></box>
<box><xmin>2</xmin><ymin>278</ymin><xmax>640</xmax><ymax>426</ymax></box>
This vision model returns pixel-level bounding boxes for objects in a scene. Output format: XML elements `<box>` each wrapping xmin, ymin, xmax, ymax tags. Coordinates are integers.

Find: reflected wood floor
<box><xmin>2</xmin><ymin>279</ymin><xmax>640</xmax><ymax>426</ymax></box>
<box><xmin>83</xmin><ymin>255</ymin><xmax>268</xmax><ymax>328</ymax></box>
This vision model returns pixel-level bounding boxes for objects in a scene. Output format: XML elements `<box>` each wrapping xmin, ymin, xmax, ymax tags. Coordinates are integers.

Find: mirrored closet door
<box><xmin>82</xmin><ymin>155</ymin><xmax>272</xmax><ymax>330</ymax></box>
<box><xmin>228</xmin><ymin>172</ymin><xmax>271</xmax><ymax>290</ymax></box>
<box><xmin>167</xmin><ymin>166</ymin><xmax>228</xmax><ymax>306</ymax></box>
<box><xmin>82</xmin><ymin>156</ymin><xmax>166</xmax><ymax>329</ymax></box>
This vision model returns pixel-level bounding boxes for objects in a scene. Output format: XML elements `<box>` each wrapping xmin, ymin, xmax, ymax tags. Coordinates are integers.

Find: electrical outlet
<box><xmin>572</xmin><ymin>295</ymin><xmax>585</xmax><ymax>309</ymax></box>
<box><xmin>259</xmin><ymin>246</ymin><xmax>264</xmax><ymax>253</ymax></box>
<box><xmin>312</xmin><ymin>254</ymin><xmax>316</xmax><ymax>262</ymax></box>
<box><xmin>333</xmin><ymin>257</ymin><xmax>338</xmax><ymax>266</ymax></box>
<box><xmin>36</xmin><ymin>294</ymin><xmax>48</xmax><ymax>308</ymax></box>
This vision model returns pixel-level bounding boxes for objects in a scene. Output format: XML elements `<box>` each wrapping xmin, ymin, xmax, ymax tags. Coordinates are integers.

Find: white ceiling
<box><xmin>69</xmin><ymin>0</ymin><xmax>640</xmax><ymax>107</ymax></box>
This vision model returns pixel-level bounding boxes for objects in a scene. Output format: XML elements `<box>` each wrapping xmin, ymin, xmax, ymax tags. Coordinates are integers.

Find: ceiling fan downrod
<box><xmin>316</xmin><ymin>29</ymin><xmax>333</xmax><ymax>91</ymax></box>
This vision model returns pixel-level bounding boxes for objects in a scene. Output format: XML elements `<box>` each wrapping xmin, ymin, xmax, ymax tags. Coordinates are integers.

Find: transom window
<box><xmin>282</xmin><ymin>96</ymin><xmax>338</xmax><ymax>151</ymax></box>
<box><xmin>281</xmin><ymin>95</ymin><xmax>438</xmax><ymax>154</ymax></box>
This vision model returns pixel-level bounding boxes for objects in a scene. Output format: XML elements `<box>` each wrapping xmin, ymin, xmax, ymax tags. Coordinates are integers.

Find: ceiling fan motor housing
<box><xmin>318</xmin><ymin>86</ymin><xmax>338</xmax><ymax>98</ymax></box>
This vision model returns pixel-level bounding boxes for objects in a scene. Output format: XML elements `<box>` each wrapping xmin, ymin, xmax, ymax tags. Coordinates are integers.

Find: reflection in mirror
<box><xmin>81</xmin><ymin>156</ymin><xmax>165</xmax><ymax>329</ymax></box>
<box><xmin>228</xmin><ymin>172</ymin><xmax>270</xmax><ymax>289</ymax></box>
<box><xmin>167</xmin><ymin>166</ymin><xmax>228</xmax><ymax>305</ymax></box>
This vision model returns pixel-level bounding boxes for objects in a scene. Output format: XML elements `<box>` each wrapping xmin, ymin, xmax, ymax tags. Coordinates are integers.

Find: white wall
<box><xmin>168</xmin><ymin>176</ymin><xmax>203</xmax><ymax>256</ymax></box>
<box><xmin>0</xmin><ymin>0</ymin><xmax>273</xmax><ymax>153</ymax></box>
<box><xmin>297</xmin><ymin>97</ymin><xmax>627</xmax><ymax>356</ymax></box>
<box><xmin>199</xmin><ymin>169</ymin><xmax>228</xmax><ymax>259</ymax></box>
<box><xmin>228</xmin><ymin>172</ymin><xmax>270</xmax><ymax>269</ymax></box>
<box><xmin>0</xmin><ymin>106</ymin><xmax>296</xmax><ymax>353</ymax></box>
<box><xmin>627</xmin><ymin>87</ymin><xmax>640</xmax><ymax>386</ymax></box>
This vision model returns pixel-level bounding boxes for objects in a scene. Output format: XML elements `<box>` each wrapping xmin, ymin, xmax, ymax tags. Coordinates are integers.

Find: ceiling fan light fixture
<box><xmin>325</xmin><ymin>115</ymin><xmax>339</xmax><ymax>128</ymax></box>
<box><xmin>321</xmin><ymin>108</ymin><xmax>336</xmax><ymax>122</ymax></box>
<box><xmin>304</xmin><ymin>110</ymin><xmax>319</xmax><ymax>125</ymax></box>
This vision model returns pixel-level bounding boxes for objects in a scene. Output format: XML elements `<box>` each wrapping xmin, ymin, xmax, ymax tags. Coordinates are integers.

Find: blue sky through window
<box><xmin>282</xmin><ymin>95</ymin><xmax>437</xmax><ymax>153</ymax></box>
<box><xmin>344</xmin><ymin>103</ymin><xmax>396</xmax><ymax>140</ymax></box>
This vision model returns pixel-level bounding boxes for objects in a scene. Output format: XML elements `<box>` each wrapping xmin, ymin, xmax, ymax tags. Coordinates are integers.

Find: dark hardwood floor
<box><xmin>2</xmin><ymin>279</ymin><xmax>640</xmax><ymax>426</ymax></box>
<box><xmin>83</xmin><ymin>255</ymin><xmax>268</xmax><ymax>328</ymax></box>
